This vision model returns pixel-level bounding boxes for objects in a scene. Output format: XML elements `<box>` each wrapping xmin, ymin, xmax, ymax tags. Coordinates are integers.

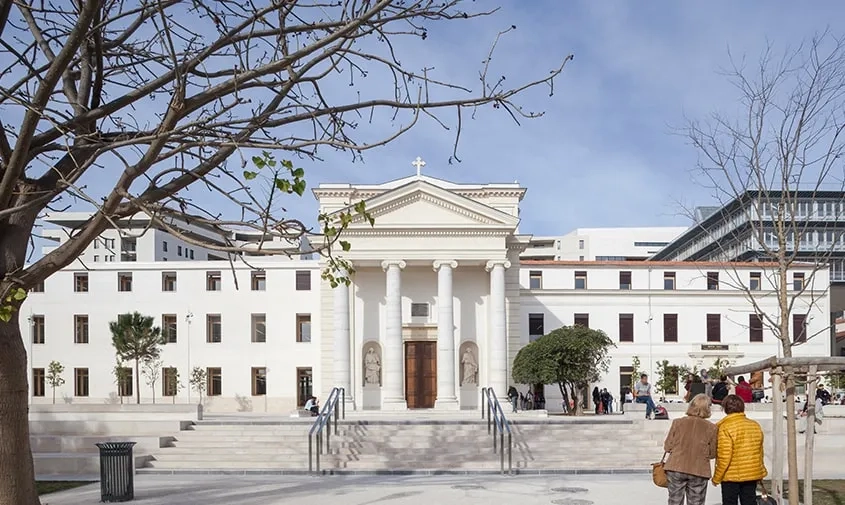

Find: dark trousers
<box><xmin>721</xmin><ymin>481</ymin><xmax>758</xmax><ymax>505</ymax></box>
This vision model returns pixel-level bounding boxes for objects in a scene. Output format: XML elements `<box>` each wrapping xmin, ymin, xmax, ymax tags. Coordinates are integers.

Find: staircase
<box><xmin>139</xmin><ymin>416</ymin><xmax>666</xmax><ymax>475</ymax></box>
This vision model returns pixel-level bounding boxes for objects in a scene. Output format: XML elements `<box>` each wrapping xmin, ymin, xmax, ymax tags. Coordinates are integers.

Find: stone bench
<box><xmin>30</xmin><ymin>419</ymin><xmax>192</xmax><ymax>436</ymax></box>
<box><xmin>289</xmin><ymin>409</ymin><xmax>315</xmax><ymax>418</ymax></box>
<box><xmin>29</xmin><ymin>403</ymin><xmax>202</xmax><ymax>422</ymax></box>
<box><xmin>30</xmin><ymin>435</ymin><xmax>173</xmax><ymax>454</ymax></box>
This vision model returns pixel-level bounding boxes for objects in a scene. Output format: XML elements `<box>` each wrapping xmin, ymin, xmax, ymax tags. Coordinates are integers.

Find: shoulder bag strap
<box><xmin>758</xmin><ymin>480</ymin><xmax>769</xmax><ymax>498</ymax></box>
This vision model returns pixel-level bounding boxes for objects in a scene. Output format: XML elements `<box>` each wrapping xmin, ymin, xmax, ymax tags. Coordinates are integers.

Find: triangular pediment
<box><xmin>337</xmin><ymin>180</ymin><xmax>520</xmax><ymax>229</ymax></box>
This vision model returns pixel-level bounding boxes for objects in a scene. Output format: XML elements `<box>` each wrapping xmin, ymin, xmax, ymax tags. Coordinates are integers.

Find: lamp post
<box><xmin>185</xmin><ymin>311</ymin><xmax>193</xmax><ymax>404</ymax></box>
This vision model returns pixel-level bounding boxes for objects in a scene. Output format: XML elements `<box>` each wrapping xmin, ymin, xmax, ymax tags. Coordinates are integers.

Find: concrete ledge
<box><xmin>30</xmin><ymin>404</ymin><xmax>201</xmax><ymax>422</ymax></box>
<box><xmin>30</xmin><ymin>419</ymin><xmax>192</xmax><ymax>436</ymax></box>
<box><xmin>30</xmin><ymin>435</ymin><xmax>173</xmax><ymax>454</ymax></box>
<box><xmin>289</xmin><ymin>410</ymin><xmax>313</xmax><ymax>418</ymax></box>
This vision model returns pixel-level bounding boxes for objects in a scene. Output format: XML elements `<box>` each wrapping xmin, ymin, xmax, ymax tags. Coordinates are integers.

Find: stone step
<box><xmin>30</xmin><ymin>435</ymin><xmax>172</xmax><ymax>454</ymax></box>
<box><xmin>35</xmin><ymin>453</ymin><xmax>151</xmax><ymax>476</ymax></box>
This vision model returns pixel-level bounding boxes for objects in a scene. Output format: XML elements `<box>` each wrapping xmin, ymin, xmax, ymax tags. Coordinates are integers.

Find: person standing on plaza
<box><xmin>663</xmin><ymin>394</ymin><xmax>718</xmax><ymax>505</ymax></box>
<box><xmin>712</xmin><ymin>395</ymin><xmax>767</xmax><ymax>505</ymax></box>
<box><xmin>635</xmin><ymin>373</ymin><xmax>656</xmax><ymax>419</ymax></box>
<box><xmin>711</xmin><ymin>375</ymin><xmax>730</xmax><ymax>405</ymax></box>
<box><xmin>593</xmin><ymin>386</ymin><xmax>602</xmax><ymax>414</ymax></box>
<box><xmin>735</xmin><ymin>377</ymin><xmax>754</xmax><ymax>404</ymax></box>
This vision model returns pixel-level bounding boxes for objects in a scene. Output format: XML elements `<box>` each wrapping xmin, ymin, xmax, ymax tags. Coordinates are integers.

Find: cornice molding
<box><xmin>433</xmin><ymin>260</ymin><xmax>458</xmax><ymax>271</ymax></box>
<box><xmin>342</xmin><ymin>229</ymin><xmax>510</xmax><ymax>238</ymax></box>
<box><xmin>352</xmin><ymin>191</ymin><xmax>499</xmax><ymax>226</ymax></box>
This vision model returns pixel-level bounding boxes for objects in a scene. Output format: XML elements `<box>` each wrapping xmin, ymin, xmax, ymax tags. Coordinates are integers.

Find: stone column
<box><xmin>381</xmin><ymin>260</ymin><xmax>407</xmax><ymax>410</ymax></box>
<box><xmin>332</xmin><ymin>271</ymin><xmax>353</xmax><ymax>404</ymax></box>
<box><xmin>486</xmin><ymin>259</ymin><xmax>511</xmax><ymax>397</ymax></box>
<box><xmin>433</xmin><ymin>260</ymin><xmax>459</xmax><ymax>410</ymax></box>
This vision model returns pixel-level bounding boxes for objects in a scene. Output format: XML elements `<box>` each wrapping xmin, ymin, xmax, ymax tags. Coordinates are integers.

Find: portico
<box><xmin>314</xmin><ymin>163</ymin><xmax>528</xmax><ymax>411</ymax></box>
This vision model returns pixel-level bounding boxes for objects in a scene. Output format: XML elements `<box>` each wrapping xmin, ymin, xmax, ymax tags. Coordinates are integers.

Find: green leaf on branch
<box><xmin>340</xmin><ymin>240</ymin><xmax>351</xmax><ymax>252</ymax></box>
<box><xmin>243</xmin><ymin>171</ymin><xmax>258</xmax><ymax>180</ymax></box>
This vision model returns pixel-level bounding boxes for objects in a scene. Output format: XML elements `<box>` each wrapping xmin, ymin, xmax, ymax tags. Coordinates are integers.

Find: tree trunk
<box><xmin>134</xmin><ymin>360</ymin><xmax>140</xmax><ymax>405</ymax></box>
<box><xmin>0</xmin><ymin>315</ymin><xmax>42</xmax><ymax>505</ymax></box>
<box><xmin>51</xmin><ymin>385</ymin><xmax>55</xmax><ymax>405</ymax></box>
<box><xmin>151</xmin><ymin>381</ymin><xmax>155</xmax><ymax>405</ymax></box>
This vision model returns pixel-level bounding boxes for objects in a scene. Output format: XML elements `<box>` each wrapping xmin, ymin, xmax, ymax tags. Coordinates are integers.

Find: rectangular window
<box><xmin>74</xmin><ymin>368</ymin><xmax>89</xmax><ymax>397</ymax></box>
<box><xmin>118</xmin><ymin>272</ymin><xmax>133</xmax><ymax>292</ymax></box>
<box><xmin>74</xmin><ymin>315</ymin><xmax>89</xmax><ymax>344</ymax></box>
<box><xmin>793</xmin><ymin>313</ymin><xmax>807</xmax><ymax>343</ymax></box>
<box><xmin>163</xmin><ymin>367</ymin><xmax>178</xmax><ymax>397</ymax></box>
<box><xmin>574</xmin><ymin>271</ymin><xmax>587</xmax><ymax>289</ymax></box>
<box><xmin>251</xmin><ymin>313</ymin><xmax>266</xmax><ymax>343</ymax></box>
<box><xmin>574</xmin><ymin>313</ymin><xmax>590</xmax><ymax>328</ymax></box>
<box><xmin>296</xmin><ymin>314</ymin><xmax>311</xmax><ymax>343</ymax></box>
<box><xmin>32</xmin><ymin>315</ymin><xmax>45</xmax><ymax>344</ymax></box>
<box><xmin>120</xmin><ymin>237</ymin><xmax>137</xmax><ymax>262</ymax></box>
<box><xmin>707</xmin><ymin>272</ymin><xmax>719</xmax><ymax>291</ymax></box>
<box><xmin>74</xmin><ymin>272</ymin><xmax>89</xmax><ymax>292</ymax></box>
<box><xmin>252</xmin><ymin>367</ymin><xmax>267</xmax><ymax>396</ymax></box>
<box><xmin>793</xmin><ymin>273</ymin><xmax>805</xmax><ymax>291</ymax></box>
<box><xmin>706</xmin><ymin>314</ymin><xmax>721</xmax><ymax>342</ymax></box>
<box><xmin>93</xmin><ymin>255</ymin><xmax>99</xmax><ymax>262</ymax></box>
<box><xmin>411</xmin><ymin>303</ymin><xmax>430</xmax><ymax>317</ymax></box>
<box><xmin>33</xmin><ymin>368</ymin><xmax>45</xmax><ymax>397</ymax></box>
<box><xmin>528</xmin><ymin>313</ymin><xmax>545</xmax><ymax>341</ymax></box>
<box><xmin>619</xmin><ymin>366</ymin><xmax>634</xmax><ymax>396</ymax></box>
<box><xmin>207</xmin><ymin>367</ymin><xmax>222</xmax><ymax>396</ymax></box>
<box><xmin>619</xmin><ymin>271</ymin><xmax>632</xmax><ymax>290</ymax></box>
<box><xmin>251</xmin><ymin>271</ymin><xmax>266</xmax><ymax>291</ymax></box>
<box><xmin>297</xmin><ymin>367</ymin><xmax>313</xmax><ymax>407</ymax></box>
<box><xmin>663</xmin><ymin>314</ymin><xmax>678</xmax><ymax>342</ymax></box>
<box><xmin>296</xmin><ymin>270</ymin><xmax>311</xmax><ymax>291</ymax></box>
<box><xmin>206</xmin><ymin>271</ymin><xmax>222</xmax><ymax>291</ymax></box>
<box><xmin>118</xmin><ymin>367</ymin><xmax>133</xmax><ymax>397</ymax></box>
<box><xmin>206</xmin><ymin>314</ymin><xmax>222</xmax><ymax>343</ymax></box>
<box><xmin>162</xmin><ymin>272</ymin><xmax>177</xmax><ymax>292</ymax></box>
<box><xmin>162</xmin><ymin>241</ymin><xmax>168</xmax><ymax>252</ymax></box>
<box><xmin>178</xmin><ymin>245</ymin><xmax>182</xmax><ymax>256</ymax></box>
<box><xmin>189</xmin><ymin>250</ymin><xmax>194</xmax><ymax>260</ymax></box>
<box><xmin>749</xmin><ymin>272</ymin><xmax>761</xmax><ymax>291</ymax></box>
<box><xmin>619</xmin><ymin>314</ymin><xmax>634</xmax><ymax>342</ymax></box>
<box><xmin>663</xmin><ymin>272</ymin><xmax>675</xmax><ymax>290</ymax></box>
<box><xmin>578</xmin><ymin>239</ymin><xmax>585</xmax><ymax>250</ymax></box>
<box><xmin>31</xmin><ymin>280</ymin><xmax>44</xmax><ymax>293</ymax></box>
<box><xmin>94</xmin><ymin>238</ymin><xmax>100</xmax><ymax>249</ymax></box>
<box><xmin>529</xmin><ymin>271</ymin><xmax>543</xmax><ymax>289</ymax></box>
<box><xmin>162</xmin><ymin>314</ymin><xmax>177</xmax><ymax>343</ymax></box>
<box><xmin>749</xmin><ymin>314</ymin><xmax>763</xmax><ymax>342</ymax></box>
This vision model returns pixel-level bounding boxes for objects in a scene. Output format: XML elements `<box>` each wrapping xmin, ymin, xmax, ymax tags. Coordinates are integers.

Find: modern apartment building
<box><xmin>520</xmin><ymin>227</ymin><xmax>687</xmax><ymax>262</ymax></box>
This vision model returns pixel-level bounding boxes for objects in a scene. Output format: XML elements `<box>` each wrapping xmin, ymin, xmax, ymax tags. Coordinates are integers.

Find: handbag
<box><xmin>651</xmin><ymin>452</ymin><xmax>668</xmax><ymax>488</ymax></box>
<box><xmin>756</xmin><ymin>481</ymin><xmax>777</xmax><ymax>505</ymax></box>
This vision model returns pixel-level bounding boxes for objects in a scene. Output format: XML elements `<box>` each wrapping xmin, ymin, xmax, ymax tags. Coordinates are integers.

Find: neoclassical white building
<box><xmin>22</xmin><ymin>171</ymin><xmax>832</xmax><ymax>412</ymax></box>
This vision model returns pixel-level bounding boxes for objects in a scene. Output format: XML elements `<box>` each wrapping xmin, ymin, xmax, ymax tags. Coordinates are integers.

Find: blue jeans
<box><xmin>636</xmin><ymin>396</ymin><xmax>655</xmax><ymax>417</ymax></box>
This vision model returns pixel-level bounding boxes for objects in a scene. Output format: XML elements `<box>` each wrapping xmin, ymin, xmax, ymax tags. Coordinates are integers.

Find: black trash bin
<box><xmin>96</xmin><ymin>441</ymin><xmax>136</xmax><ymax>502</ymax></box>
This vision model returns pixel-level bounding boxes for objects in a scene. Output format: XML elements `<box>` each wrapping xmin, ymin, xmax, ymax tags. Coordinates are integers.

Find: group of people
<box><xmin>663</xmin><ymin>393</ymin><xmax>765</xmax><ymax>505</ymax></box>
<box><xmin>591</xmin><ymin>386</ymin><xmax>614</xmax><ymax>414</ymax></box>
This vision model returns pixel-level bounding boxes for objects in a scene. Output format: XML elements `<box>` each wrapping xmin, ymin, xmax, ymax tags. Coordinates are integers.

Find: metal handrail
<box><xmin>307</xmin><ymin>387</ymin><xmax>346</xmax><ymax>474</ymax></box>
<box><xmin>480</xmin><ymin>387</ymin><xmax>513</xmax><ymax>474</ymax></box>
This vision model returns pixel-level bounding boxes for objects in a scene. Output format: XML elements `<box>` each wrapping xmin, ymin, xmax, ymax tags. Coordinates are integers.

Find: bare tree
<box><xmin>142</xmin><ymin>357</ymin><xmax>163</xmax><ymax>405</ymax></box>
<box><xmin>0</xmin><ymin>1</ymin><xmax>570</xmax><ymax>502</ymax></box>
<box><xmin>681</xmin><ymin>33</ymin><xmax>845</xmax><ymax>505</ymax></box>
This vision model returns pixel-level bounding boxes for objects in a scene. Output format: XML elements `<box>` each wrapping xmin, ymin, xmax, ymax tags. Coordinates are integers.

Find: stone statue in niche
<box><xmin>461</xmin><ymin>347</ymin><xmax>478</xmax><ymax>386</ymax></box>
<box><xmin>364</xmin><ymin>346</ymin><xmax>381</xmax><ymax>386</ymax></box>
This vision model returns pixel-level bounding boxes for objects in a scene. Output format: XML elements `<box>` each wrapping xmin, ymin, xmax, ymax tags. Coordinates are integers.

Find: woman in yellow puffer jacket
<box><xmin>712</xmin><ymin>394</ymin><xmax>767</xmax><ymax>505</ymax></box>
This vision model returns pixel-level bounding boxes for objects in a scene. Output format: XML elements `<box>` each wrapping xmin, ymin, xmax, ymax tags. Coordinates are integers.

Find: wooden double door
<box><xmin>405</xmin><ymin>341</ymin><xmax>437</xmax><ymax>409</ymax></box>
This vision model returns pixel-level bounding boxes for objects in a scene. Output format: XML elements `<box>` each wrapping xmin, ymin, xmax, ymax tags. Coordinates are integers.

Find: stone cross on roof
<box><xmin>412</xmin><ymin>156</ymin><xmax>426</xmax><ymax>177</ymax></box>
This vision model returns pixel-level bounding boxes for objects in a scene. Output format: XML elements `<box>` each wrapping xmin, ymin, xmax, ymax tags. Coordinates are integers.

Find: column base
<box><xmin>381</xmin><ymin>398</ymin><xmax>408</xmax><ymax>411</ymax></box>
<box><xmin>434</xmin><ymin>398</ymin><xmax>460</xmax><ymax>411</ymax></box>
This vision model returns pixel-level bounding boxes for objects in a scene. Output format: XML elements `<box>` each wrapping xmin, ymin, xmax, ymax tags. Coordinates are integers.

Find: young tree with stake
<box><xmin>45</xmin><ymin>361</ymin><xmax>64</xmax><ymax>405</ymax></box>
<box><xmin>683</xmin><ymin>33</ymin><xmax>845</xmax><ymax>505</ymax></box>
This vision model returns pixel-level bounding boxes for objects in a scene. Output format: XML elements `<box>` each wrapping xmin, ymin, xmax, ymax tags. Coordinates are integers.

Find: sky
<box><xmin>19</xmin><ymin>1</ymin><xmax>845</xmax><ymax>242</ymax></box>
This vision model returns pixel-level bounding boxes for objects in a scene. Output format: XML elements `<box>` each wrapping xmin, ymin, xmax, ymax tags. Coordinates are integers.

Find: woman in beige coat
<box><xmin>662</xmin><ymin>394</ymin><xmax>718</xmax><ymax>505</ymax></box>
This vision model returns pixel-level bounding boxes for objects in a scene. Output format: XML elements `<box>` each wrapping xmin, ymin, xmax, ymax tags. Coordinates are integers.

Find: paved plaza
<box><xmin>37</xmin><ymin>474</ymin><xmax>748</xmax><ymax>505</ymax></box>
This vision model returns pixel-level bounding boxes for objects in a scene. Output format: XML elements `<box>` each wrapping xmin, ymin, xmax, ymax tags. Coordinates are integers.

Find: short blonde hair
<box><xmin>686</xmin><ymin>393</ymin><xmax>712</xmax><ymax>419</ymax></box>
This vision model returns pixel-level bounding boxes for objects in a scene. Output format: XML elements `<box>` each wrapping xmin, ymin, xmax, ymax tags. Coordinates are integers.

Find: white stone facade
<box><xmin>21</xmin><ymin>174</ymin><xmax>831</xmax><ymax>412</ymax></box>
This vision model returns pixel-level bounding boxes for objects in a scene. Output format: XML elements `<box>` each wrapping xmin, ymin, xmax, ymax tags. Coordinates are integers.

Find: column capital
<box><xmin>485</xmin><ymin>259</ymin><xmax>512</xmax><ymax>272</ymax></box>
<box><xmin>432</xmin><ymin>260</ymin><xmax>458</xmax><ymax>272</ymax></box>
<box><xmin>381</xmin><ymin>259</ymin><xmax>407</xmax><ymax>271</ymax></box>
